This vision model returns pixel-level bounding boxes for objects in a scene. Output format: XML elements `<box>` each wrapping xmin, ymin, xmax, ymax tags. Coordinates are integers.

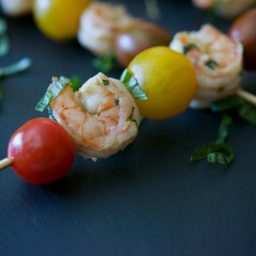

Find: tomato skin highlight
<box><xmin>7</xmin><ymin>118</ymin><xmax>75</xmax><ymax>184</ymax></box>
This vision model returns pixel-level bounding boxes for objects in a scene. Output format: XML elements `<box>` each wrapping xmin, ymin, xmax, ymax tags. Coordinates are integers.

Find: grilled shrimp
<box><xmin>170</xmin><ymin>24</ymin><xmax>243</xmax><ymax>109</ymax></box>
<box><xmin>192</xmin><ymin>0</ymin><xmax>256</xmax><ymax>18</ymax></box>
<box><xmin>50</xmin><ymin>73</ymin><xmax>140</xmax><ymax>159</ymax></box>
<box><xmin>0</xmin><ymin>0</ymin><xmax>32</xmax><ymax>16</ymax></box>
<box><xmin>78</xmin><ymin>1</ymin><xmax>131</xmax><ymax>56</ymax></box>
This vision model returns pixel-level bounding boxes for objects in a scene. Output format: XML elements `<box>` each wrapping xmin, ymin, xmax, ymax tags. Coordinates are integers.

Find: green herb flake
<box><xmin>120</xmin><ymin>69</ymin><xmax>148</xmax><ymax>101</ymax></box>
<box><xmin>211</xmin><ymin>96</ymin><xmax>256</xmax><ymax>125</ymax></box>
<box><xmin>191</xmin><ymin>142</ymin><xmax>234</xmax><ymax>166</ymax></box>
<box><xmin>92</xmin><ymin>53</ymin><xmax>116</xmax><ymax>73</ymax></box>
<box><xmin>144</xmin><ymin>0</ymin><xmax>161</xmax><ymax>20</ymax></box>
<box><xmin>102</xmin><ymin>79</ymin><xmax>109</xmax><ymax>86</ymax></box>
<box><xmin>0</xmin><ymin>35</ymin><xmax>9</xmax><ymax>57</ymax></box>
<box><xmin>0</xmin><ymin>57</ymin><xmax>31</xmax><ymax>78</ymax></box>
<box><xmin>0</xmin><ymin>19</ymin><xmax>9</xmax><ymax>57</ymax></box>
<box><xmin>35</xmin><ymin>76</ymin><xmax>71</xmax><ymax>112</ymax></box>
<box><xmin>191</xmin><ymin>114</ymin><xmax>234</xmax><ymax>166</ymax></box>
<box><xmin>216</xmin><ymin>114</ymin><xmax>232</xmax><ymax>143</ymax></box>
<box><xmin>238</xmin><ymin>103</ymin><xmax>256</xmax><ymax>125</ymax></box>
<box><xmin>183</xmin><ymin>43</ymin><xmax>199</xmax><ymax>54</ymax></box>
<box><xmin>115</xmin><ymin>98</ymin><xmax>119</xmax><ymax>106</ymax></box>
<box><xmin>0</xmin><ymin>87</ymin><xmax>3</xmax><ymax>103</ymax></box>
<box><xmin>70</xmin><ymin>76</ymin><xmax>83</xmax><ymax>91</ymax></box>
<box><xmin>127</xmin><ymin>106</ymin><xmax>138</xmax><ymax>126</ymax></box>
<box><xmin>0</xmin><ymin>18</ymin><xmax>7</xmax><ymax>35</ymax></box>
<box><xmin>205</xmin><ymin>59</ymin><xmax>219</xmax><ymax>70</ymax></box>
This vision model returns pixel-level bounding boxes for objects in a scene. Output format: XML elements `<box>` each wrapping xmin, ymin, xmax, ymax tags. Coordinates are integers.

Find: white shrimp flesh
<box><xmin>0</xmin><ymin>0</ymin><xmax>32</xmax><ymax>16</ymax></box>
<box><xmin>78</xmin><ymin>1</ymin><xmax>132</xmax><ymax>56</ymax></box>
<box><xmin>192</xmin><ymin>0</ymin><xmax>256</xmax><ymax>18</ymax></box>
<box><xmin>50</xmin><ymin>73</ymin><xmax>140</xmax><ymax>159</ymax></box>
<box><xmin>170</xmin><ymin>24</ymin><xmax>243</xmax><ymax>109</ymax></box>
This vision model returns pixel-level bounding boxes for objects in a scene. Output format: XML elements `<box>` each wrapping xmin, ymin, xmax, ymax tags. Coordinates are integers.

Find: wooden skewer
<box><xmin>0</xmin><ymin>157</ymin><xmax>13</xmax><ymax>170</ymax></box>
<box><xmin>236</xmin><ymin>89</ymin><xmax>256</xmax><ymax>106</ymax></box>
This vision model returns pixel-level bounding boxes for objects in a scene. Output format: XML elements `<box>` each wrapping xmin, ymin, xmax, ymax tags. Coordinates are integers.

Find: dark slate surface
<box><xmin>0</xmin><ymin>0</ymin><xmax>256</xmax><ymax>255</ymax></box>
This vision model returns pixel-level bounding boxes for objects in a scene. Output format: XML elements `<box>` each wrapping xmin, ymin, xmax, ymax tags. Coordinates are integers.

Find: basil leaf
<box><xmin>216</xmin><ymin>114</ymin><xmax>232</xmax><ymax>143</ymax></box>
<box><xmin>183</xmin><ymin>43</ymin><xmax>199</xmax><ymax>54</ymax></box>
<box><xmin>0</xmin><ymin>18</ymin><xmax>9</xmax><ymax>57</ymax></box>
<box><xmin>211</xmin><ymin>96</ymin><xmax>243</xmax><ymax>112</ymax></box>
<box><xmin>191</xmin><ymin>115</ymin><xmax>234</xmax><ymax>166</ymax></box>
<box><xmin>92</xmin><ymin>53</ymin><xmax>116</xmax><ymax>73</ymax></box>
<box><xmin>120</xmin><ymin>69</ymin><xmax>148</xmax><ymax>100</ymax></box>
<box><xmin>191</xmin><ymin>142</ymin><xmax>234</xmax><ymax>166</ymax></box>
<box><xmin>0</xmin><ymin>18</ymin><xmax>7</xmax><ymax>35</ymax></box>
<box><xmin>0</xmin><ymin>58</ymin><xmax>31</xmax><ymax>78</ymax></box>
<box><xmin>205</xmin><ymin>59</ymin><xmax>218</xmax><ymax>70</ymax></box>
<box><xmin>35</xmin><ymin>76</ymin><xmax>70</xmax><ymax>112</ymax></box>
<box><xmin>238</xmin><ymin>102</ymin><xmax>256</xmax><ymax>125</ymax></box>
<box><xmin>211</xmin><ymin>96</ymin><xmax>256</xmax><ymax>125</ymax></box>
<box><xmin>144</xmin><ymin>0</ymin><xmax>161</xmax><ymax>20</ymax></box>
<box><xmin>0</xmin><ymin>35</ymin><xmax>9</xmax><ymax>57</ymax></box>
<box><xmin>70</xmin><ymin>76</ymin><xmax>83</xmax><ymax>91</ymax></box>
<box><xmin>0</xmin><ymin>87</ymin><xmax>3</xmax><ymax>103</ymax></box>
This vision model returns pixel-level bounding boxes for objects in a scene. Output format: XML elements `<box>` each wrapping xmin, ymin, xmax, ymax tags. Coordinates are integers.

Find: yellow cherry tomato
<box><xmin>33</xmin><ymin>0</ymin><xmax>90</xmax><ymax>41</ymax></box>
<box><xmin>127</xmin><ymin>46</ymin><xmax>197</xmax><ymax>120</ymax></box>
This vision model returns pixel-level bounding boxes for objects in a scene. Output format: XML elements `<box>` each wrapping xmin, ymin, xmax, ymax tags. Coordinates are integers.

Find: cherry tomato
<box><xmin>229</xmin><ymin>8</ymin><xmax>256</xmax><ymax>70</ymax></box>
<box><xmin>115</xmin><ymin>20</ymin><xmax>171</xmax><ymax>67</ymax></box>
<box><xmin>33</xmin><ymin>0</ymin><xmax>90</xmax><ymax>41</ymax></box>
<box><xmin>8</xmin><ymin>118</ymin><xmax>74</xmax><ymax>184</ymax></box>
<box><xmin>127</xmin><ymin>46</ymin><xmax>197</xmax><ymax>120</ymax></box>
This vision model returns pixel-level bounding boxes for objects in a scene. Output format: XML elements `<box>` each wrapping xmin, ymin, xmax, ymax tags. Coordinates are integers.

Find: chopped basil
<box><xmin>35</xmin><ymin>76</ymin><xmax>70</xmax><ymax>112</ymax></box>
<box><xmin>0</xmin><ymin>18</ymin><xmax>7</xmax><ymax>35</ymax></box>
<box><xmin>0</xmin><ymin>35</ymin><xmax>9</xmax><ymax>57</ymax></box>
<box><xmin>70</xmin><ymin>76</ymin><xmax>83</xmax><ymax>91</ymax></box>
<box><xmin>115</xmin><ymin>98</ymin><xmax>119</xmax><ymax>106</ymax></box>
<box><xmin>216</xmin><ymin>114</ymin><xmax>232</xmax><ymax>143</ymax></box>
<box><xmin>205</xmin><ymin>59</ymin><xmax>218</xmax><ymax>70</ymax></box>
<box><xmin>183</xmin><ymin>43</ymin><xmax>199</xmax><ymax>54</ymax></box>
<box><xmin>0</xmin><ymin>58</ymin><xmax>31</xmax><ymax>78</ymax></box>
<box><xmin>102</xmin><ymin>79</ymin><xmax>109</xmax><ymax>86</ymax></box>
<box><xmin>127</xmin><ymin>106</ymin><xmax>138</xmax><ymax>126</ymax></box>
<box><xmin>211</xmin><ymin>96</ymin><xmax>242</xmax><ymax>112</ymax></box>
<box><xmin>238</xmin><ymin>102</ymin><xmax>256</xmax><ymax>125</ymax></box>
<box><xmin>120</xmin><ymin>69</ymin><xmax>148</xmax><ymax>100</ymax></box>
<box><xmin>191</xmin><ymin>142</ymin><xmax>234</xmax><ymax>165</ymax></box>
<box><xmin>211</xmin><ymin>96</ymin><xmax>256</xmax><ymax>125</ymax></box>
<box><xmin>0</xmin><ymin>19</ymin><xmax>9</xmax><ymax>57</ymax></box>
<box><xmin>191</xmin><ymin>114</ymin><xmax>234</xmax><ymax>166</ymax></box>
<box><xmin>92</xmin><ymin>53</ymin><xmax>117</xmax><ymax>73</ymax></box>
<box><xmin>0</xmin><ymin>87</ymin><xmax>3</xmax><ymax>103</ymax></box>
<box><xmin>144</xmin><ymin>0</ymin><xmax>161</xmax><ymax>20</ymax></box>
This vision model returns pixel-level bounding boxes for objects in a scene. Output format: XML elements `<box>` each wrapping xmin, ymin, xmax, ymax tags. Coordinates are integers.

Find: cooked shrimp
<box><xmin>192</xmin><ymin>0</ymin><xmax>256</xmax><ymax>18</ymax></box>
<box><xmin>0</xmin><ymin>0</ymin><xmax>32</xmax><ymax>16</ymax></box>
<box><xmin>78</xmin><ymin>1</ymin><xmax>131</xmax><ymax>56</ymax></box>
<box><xmin>50</xmin><ymin>73</ymin><xmax>140</xmax><ymax>159</ymax></box>
<box><xmin>170</xmin><ymin>24</ymin><xmax>243</xmax><ymax>109</ymax></box>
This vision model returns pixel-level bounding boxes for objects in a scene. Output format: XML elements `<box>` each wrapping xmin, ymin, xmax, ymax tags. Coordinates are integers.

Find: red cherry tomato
<box><xmin>7</xmin><ymin>118</ymin><xmax>74</xmax><ymax>184</ymax></box>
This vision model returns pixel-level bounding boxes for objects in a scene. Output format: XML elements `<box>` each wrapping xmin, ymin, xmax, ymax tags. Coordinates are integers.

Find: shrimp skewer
<box><xmin>50</xmin><ymin>73</ymin><xmax>140</xmax><ymax>159</ymax></box>
<box><xmin>78</xmin><ymin>1</ymin><xmax>132</xmax><ymax>56</ymax></box>
<box><xmin>170</xmin><ymin>24</ymin><xmax>243</xmax><ymax>109</ymax></box>
<box><xmin>192</xmin><ymin>0</ymin><xmax>256</xmax><ymax>19</ymax></box>
<box><xmin>0</xmin><ymin>0</ymin><xmax>33</xmax><ymax>16</ymax></box>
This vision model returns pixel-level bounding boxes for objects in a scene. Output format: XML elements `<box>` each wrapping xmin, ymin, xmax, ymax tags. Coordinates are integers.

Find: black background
<box><xmin>0</xmin><ymin>0</ymin><xmax>256</xmax><ymax>255</ymax></box>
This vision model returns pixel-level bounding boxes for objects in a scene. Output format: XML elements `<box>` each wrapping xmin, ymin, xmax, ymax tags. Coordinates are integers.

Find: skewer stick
<box><xmin>236</xmin><ymin>89</ymin><xmax>256</xmax><ymax>106</ymax></box>
<box><xmin>0</xmin><ymin>157</ymin><xmax>13</xmax><ymax>170</ymax></box>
